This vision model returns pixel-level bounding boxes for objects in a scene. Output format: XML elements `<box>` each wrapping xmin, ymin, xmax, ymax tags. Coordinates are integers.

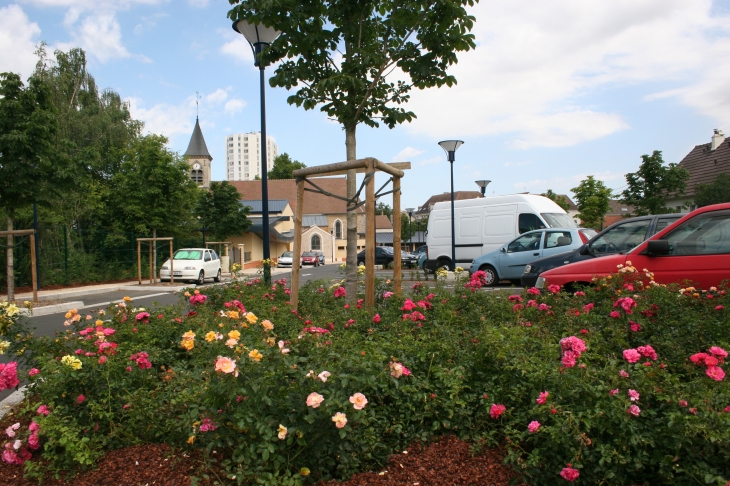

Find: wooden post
<box><xmin>29</xmin><ymin>234</ymin><xmax>38</xmax><ymax>303</ymax></box>
<box><xmin>137</xmin><ymin>240</ymin><xmax>142</xmax><ymax>285</ymax></box>
<box><xmin>291</xmin><ymin>179</ymin><xmax>305</xmax><ymax>307</ymax></box>
<box><xmin>393</xmin><ymin>176</ymin><xmax>402</xmax><ymax>295</ymax></box>
<box><xmin>148</xmin><ymin>243</ymin><xmax>153</xmax><ymax>284</ymax></box>
<box><xmin>169</xmin><ymin>240</ymin><xmax>174</xmax><ymax>284</ymax></box>
<box><xmin>365</xmin><ymin>160</ymin><xmax>376</xmax><ymax>307</ymax></box>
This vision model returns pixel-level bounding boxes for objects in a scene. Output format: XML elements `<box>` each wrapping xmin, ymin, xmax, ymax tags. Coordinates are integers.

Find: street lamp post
<box><xmin>438</xmin><ymin>140</ymin><xmax>464</xmax><ymax>271</ymax></box>
<box><xmin>233</xmin><ymin>19</ymin><xmax>281</xmax><ymax>284</ymax></box>
<box><xmin>475</xmin><ymin>180</ymin><xmax>491</xmax><ymax>197</ymax></box>
<box><xmin>405</xmin><ymin>208</ymin><xmax>415</xmax><ymax>252</ymax></box>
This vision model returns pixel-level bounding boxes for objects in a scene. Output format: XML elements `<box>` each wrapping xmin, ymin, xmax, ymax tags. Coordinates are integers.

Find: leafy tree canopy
<box><xmin>377</xmin><ymin>202</ymin><xmax>393</xmax><ymax>218</ymax></box>
<box><xmin>195</xmin><ymin>181</ymin><xmax>251</xmax><ymax>242</ymax></box>
<box><xmin>268</xmin><ymin>153</ymin><xmax>306</xmax><ymax>180</ymax></box>
<box><xmin>694</xmin><ymin>173</ymin><xmax>730</xmax><ymax>208</ymax></box>
<box><xmin>106</xmin><ymin>134</ymin><xmax>199</xmax><ymax>236</ymax></box>
<box><xmin>571</xmin><ymin>176</ymin><xmax>613</xmax><ymax>230</ymax></box>
<box><xmin>619</xmin><ymin>150</ymin><xmax>689</xmax><ymax>216</ymax></box>
<box><xmin>541</xmin><ymin>189</ymin><xmax>571</xmax><ymax>211</ymax></box>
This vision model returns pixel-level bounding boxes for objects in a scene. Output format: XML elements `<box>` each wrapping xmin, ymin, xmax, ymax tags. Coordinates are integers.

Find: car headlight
<box><xmin>535</xmin><ymin>277</ymin><xmax>546</xmax><ymax>289</ymax></box>
<box><xmin>524</xmin><ymin>265</ymin><xmax>531</xmax><ymax>273</ymax></box>
<box><xmin>184</xmin><ymin>266</ymin><xmax>196</xmax><ymax>270</ymax></box>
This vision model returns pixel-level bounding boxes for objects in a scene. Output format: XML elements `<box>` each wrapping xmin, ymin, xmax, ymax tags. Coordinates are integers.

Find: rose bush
<box><xmin>1</xmin><ymin>265</ymin><xmax>728</xmax><ymax>485</ymax></box>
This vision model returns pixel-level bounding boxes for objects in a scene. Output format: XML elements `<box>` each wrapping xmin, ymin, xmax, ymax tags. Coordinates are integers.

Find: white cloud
<box><xmin>55</xmin><ymin>12</ymin><xmax>130</xmax><ymax>62</ymax></box>
<box><xmin>126</xmin><ymin>96</ymin><xmax>195</xmax><ymax>140</ymax></box>
<box><xmin>405</xmin><ymin>0</ymin><xmax>730</xmax><ymax>147</ymax></box>
<box><xmin>224</xmin><ymin>99</ymin><xmax>246</xmax><ymax>114</ymax></box>
<box><xmin>220</xmin><ymin>30</ymin><xmax>253</xmax><ymax>63</ymax></box>
<box><xmin>514</xmin><ymin>170</ymin><xmax>626</xmax><ymax>196</ymax></box>
<box><xmin>0</xmin><ymin>5</ymin><xmax>42</xmax><ymax>79</ymax></box>
<box><xmin>418</xmin><ymin>156</ymin><xmax>443</xmax><ymax>166</ymax></box>
<box><xmin>206</xmin><ymin>88</ymin><xmax>229</xmax><ymax>104</ymax></box>
<box><xmin>391</xmin><ymin>146</ymin><xmax>425</xmax><ymax>162</ymax></box>
<box><xmin>188</xmin><ymin>0</ymin><xmax>210</xmax><ymax>7</ymax></box>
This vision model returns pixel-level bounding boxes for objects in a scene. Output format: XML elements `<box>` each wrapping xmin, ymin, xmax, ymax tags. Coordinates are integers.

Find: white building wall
<box><xmin>225</xmin><ymin>132</ymin><xmax>279</xmax><ymax>181</ymax></box>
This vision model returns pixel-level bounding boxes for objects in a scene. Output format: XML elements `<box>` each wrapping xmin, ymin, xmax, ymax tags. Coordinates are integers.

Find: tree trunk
<box><xmin>6</xmin><ymin>215</ymin><xmax>14</xmax><ymax>300</ymax></box>
<box><xmin>152</xmin><ymin>228</ymin><xmax>157</xmax><ymax>284</ymax></box>
<box><xmin>345</xmin><ymin>124</ymin><xmax>357</xmax><ymax>303</ymax></box>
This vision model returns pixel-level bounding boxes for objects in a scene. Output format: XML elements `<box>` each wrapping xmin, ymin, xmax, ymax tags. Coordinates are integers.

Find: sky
<box><xmin>2</xmin><ymin>0</ymin><xmax>730</xmax><ymax>212</ymax></box>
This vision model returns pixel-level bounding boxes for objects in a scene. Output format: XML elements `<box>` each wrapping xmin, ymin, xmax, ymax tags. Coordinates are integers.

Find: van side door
<box><xmin>456</xmin><ymin>207</ymin><xmax>483</xmax><ymax>265</ymax></box>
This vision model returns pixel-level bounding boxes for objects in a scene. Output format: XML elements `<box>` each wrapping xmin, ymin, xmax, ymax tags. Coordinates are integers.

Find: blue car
<box><xmin>469</xmin><ymin>228</ymin><xmax>596</xmax><ymax>286</ymax></box>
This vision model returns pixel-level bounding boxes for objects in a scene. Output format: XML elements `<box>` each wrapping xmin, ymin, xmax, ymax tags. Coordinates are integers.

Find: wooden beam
<box><xmin>372</xmin><ymin>159</ymin><xmax>405</xmax><ymax>178</ymax></box>
<box><xmin>169</xmin><ymin>240</ymin><xmax>174</xmax><ymax>284</ymax></box>
<box><xmin>393</xmin><ymin>176</ymin><xmax>402</xmax><ymax>295</ymax></box>
<box><xmin>137</xmin><ymin>240</ymin><xmax>142</xmax><ymax>285</ymax></box>
<box><xmin>292</xmin><ymin>160</ymin><xmax>411</xmax><ymax>178</ymax></box>
<box><xmin>0</xmin><ymin>230</ymin><xmax>35</xmax><ymax>236</ymax></box>
<box><xmin>365</xmin><ymin>159</ymin><xmax>376</xmax><ymax>308</ymax></box>
<box><xmin>135</xmin><ymin>237</ymin><xmax>173</xmax><ymax>242</ymax></box>
<box><xmin>291</xmin><ymin>179</ymin><xmax>304</xmax><ymax>308</ymax></box>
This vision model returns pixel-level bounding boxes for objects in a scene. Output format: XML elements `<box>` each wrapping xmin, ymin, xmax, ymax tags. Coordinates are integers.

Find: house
<box><xmin>602</xmin><ymin>200</ymin><xmax>635</xmax><ymax>229</ymax></box>
<box><xmin>413</xmin><ymin>191</ymin><xmax>483</xmax><ymax>221</ymax></box>
<box><xmin>227</xmin><ymin>200</ymin><xmax>294</xmax><ymax>269</ymax></box>
<box><xmin>666</xmin><ymin>129</ymin><xmax>730</xmax><ymax>210</ymax></box>
<box><xmin>229</xmin><ymin>178</ymin><xmax>366</xmax><ymax>265</ymax></box>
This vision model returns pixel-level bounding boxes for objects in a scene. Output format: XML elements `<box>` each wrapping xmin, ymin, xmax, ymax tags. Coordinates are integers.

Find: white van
<box><xmin>424</xmin><ymin>194</ymin><xmax>576</xmax><ymax>271</ymax></box>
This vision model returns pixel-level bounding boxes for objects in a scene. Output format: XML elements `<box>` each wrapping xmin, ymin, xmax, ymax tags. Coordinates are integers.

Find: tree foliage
<box><xmin>107</xmin><ymin>134</ymin><xmax>199</xmax><ymax>237</ymax></box>
<box><xmin>571</xmin><ymin>176</ymin><xmax>613</xmax><ymax>230</ymax></box>
<box><xmin>195</xmin><ymin>181</ymin><xmax>251</xmax><ymax>242</ymax></box>
<box><xmin>541</xmin><ymin>189</ymin><xmax>570</xmax><ymax>211</ymax></box>
<box><xmin>619</xmin><ymin>150</ymin><xmax>689</xmax><ymax>216</ymax></box>
<box><xmin>267</xmin><ymin>153</ymin><xmax>306</xmax><ymax>180</ymax></box>
<box><xmin>376</xmin><ymin>202</ymin><xmax>393</xmax><ymax>218</ymax></box>
<box><xmin>693</xmin><ymin>173</ymin><xmax>730</xmax><ymax>208</ymax></box>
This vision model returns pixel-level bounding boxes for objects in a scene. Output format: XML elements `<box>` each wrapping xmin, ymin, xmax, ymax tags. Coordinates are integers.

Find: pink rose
<box><xmin>609</xmin><ymin>311</ymin><xmax>621</xmax><ymax>318</ymax></box>
<box><xmin>527</xmin><ymin>287</ymin><xmax>540</xmax><ymax>295</ymax></box>
<box><xmin>630</xmin><ymin>321</ymin><xmax>642</xmax><ymax>332</ymax></box>
<box><xmin>709</xmin><ymin>346</ymin><xmax>728</xmax><ymax>358</ymax></box>
<box><xmin>628</xmin><ymin>389</ymin><xmax>640</xmax><ymax>401</ymax></box>
<box><xmin>489</xmin><ymin>404</ymin><xmax>506</xmax><ymax>419</ymax></box>
<box><xmin>372</xmin><ymin>314</ymin><xmax>381</xmax><ymax>323</ymax></box>
<box><xmin>527</xmin><ymin>421</ymin><xmax>541</xmax><ymax>433</ymax></box>
<box><xmin>619</xmin><ymin>370</ymin><xmax>629</xmax><ymax>378</ymax></box>
<box><xmin>28</xmin><ymin>368</ymin><xmax>40</xmax><ymax>377</ymax></box>
<box><xmin>706</xmin><ymin>366</ymin><xmax>726</xmax><ymax>381</ymax></box>
<box><xmin>77</xmin><ymin>394</ymin><xmax>85</xmax><ymax>404</ymax></box>
<box><xmin>547</xmin><ymin>284</ymin><xmax>561</xmax><ymax>294</ymax></box>
<box><xmin>37</xmin><ymin>405</ymin><xmax>50</xmax><ymax>416</ymax></box>
<box><xmin>610</xmin><ymin>389</ymin><xmax>619</xmax><ymax>396</ymax></box>
<box><xmin>560</xmin><ymin>465</ymin><xmax>580</xmax><ymax>482</ymax></box>
<box><xmin>627</xmin><ymin>404</ymin><xmax>641</xmax><ymax>416</ymax></box>
<box><xmin>679</xmin><ymin>400</ymin><xmax>688</xmax><ymax>407</ymax></box>
<box><xmin>536</xmin><ymin>391</ymin><xmax>549</xmax><ymax>405</ymax></box>
<box><xmin>623</xmin><ymin>349</ymin><xmax>641</xmax><ymax>363</ymax></box>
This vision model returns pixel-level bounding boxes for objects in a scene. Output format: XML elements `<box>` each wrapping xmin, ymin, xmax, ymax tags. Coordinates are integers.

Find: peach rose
<box><xmin>215</xmin><ymin>356</ymin><xmax>237</xmax><ymax>375</ymax></box>
<box><xmin>332</xmin><ymin>412</ymin><xmax>347</xmax><ymax>429</ymax></box>
<box><xmin>306</xmin><ymin>392</ymin><xmax>324</xmax><ymax>408</ymax></box>
<box><xmin>262</xmin><ymin>320</ymin><xmax>274</xmax><ymax>331</ymax></box>
<box><xmin>349</xmin><ymin>393</ymin><xmax>368</xmax><ymax>410</ymax></box>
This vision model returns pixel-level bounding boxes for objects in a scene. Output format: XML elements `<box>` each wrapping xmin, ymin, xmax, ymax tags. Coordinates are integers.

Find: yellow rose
<box><xmin>5</xmin><ymin>304</ymin><xmax>20</xmax><ymax>317</ymax></box>
<box><xmin>60</xmin><ymin>355</ymin><xmax>83</xmax><ymax>370</ymax></box>
<box><xmin>187</xmin><ymin>436</ymin><xmax>196</xmax><ymax>444</ymax></box>
<box><xmin>205</xmin><ymin>331</ymin><xmax>217</xmax><ymax>342</ymax></box>
<box><xmin>95</xmin><ymin>319</ymin><xmax>104</xmax><ymax>326</ymax></box>
<box><xmin>181</xmin><ymin>339</ymin><xmax>194</xmax><ymax>351</ymax></box>
<box><xmin>182</xmin><ymin>331</ymin><xmax>196</xmax><ymax>340</ymax></box>
<box><xmin>245</xmin><ymin>312</ymin><xmax>258</xmax><ymax>324</ymax></box>
<box><xmin>227</xmin><ymin>310</ymin><xmax>240</xmax><ymax>319</ymax></box>
<box><xmin>277</xmin><ymin>424</ymin><xmax>287</xmax><ymax>440</ymax></box>
<box><xmin>248</xmin><ymin>349</ymin><xmax>263</xmax><ymax>362</ymax></box>
<box><xmin>228</xmin><ymin>330</ymin><xmax>241</xmax><ymax>340</ymax></box>
<box><xmin>123</xmin><ymin>296</ymin><xmax>132</xmax><ymax>302</ymax></box>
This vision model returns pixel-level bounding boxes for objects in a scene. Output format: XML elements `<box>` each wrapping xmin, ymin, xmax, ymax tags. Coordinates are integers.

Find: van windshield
<box><xmin>541</xmin><ymin>213</ymin><xmax>577</xmax><ymax>229</ymax></box>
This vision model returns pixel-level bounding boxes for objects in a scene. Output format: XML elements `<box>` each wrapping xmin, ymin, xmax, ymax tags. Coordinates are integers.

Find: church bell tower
<box><xmin>184</xmin><ymin>117</ymin><xmax>212</xmax><ymax>188</ymax></box>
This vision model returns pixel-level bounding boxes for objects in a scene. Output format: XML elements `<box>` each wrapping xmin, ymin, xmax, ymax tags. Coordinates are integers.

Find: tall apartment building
<box><xmin>225</xmin><ymin>132</ymin><xmax>279</xmax><ymax>181</ymax></box>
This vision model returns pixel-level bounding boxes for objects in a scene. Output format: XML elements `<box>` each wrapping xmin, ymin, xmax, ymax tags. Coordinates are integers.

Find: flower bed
<box><xmin>1</xmin><ymin>268</ymin><xmax>729</xmax><ymax>485</ymax></box>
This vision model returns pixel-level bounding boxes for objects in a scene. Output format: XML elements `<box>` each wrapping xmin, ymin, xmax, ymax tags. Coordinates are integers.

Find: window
<box><xmin>663</xmin><ymin>210</ymin><xmax>730</xmax><ymax>255</ymax></box>
<box><xmin>519</xmin><ymin>213</ymin><xmax>546</xmax><ymax>234</ymax></box>
<box><xmin>545</xmin><ymin>231</ymin><xmax>572</xmax><ymax>249</ymax></box>
<box><xmin>334</xmin><ymin>220</ymin><xmax>343</xmax><ymax>239</ymax></box>
<box><xmin>191</xmin><ymin>170</ymin><xmax>203</xmax><ymax>184</ymax></box>
<box><xmin>589</xmin><ymin>219</ymin><xmax>651</xmax><ymax>254</ymax></box>
<box><xmin>653</xmin><ymin>216</ymin><xmax>682</xmax><ymax>235</ymax></box>
<box><xmin>507</xmin><ymin>232</ymin><xmax>542</xmax><ymax>253</ymax></box>
<box><xmin>311</xmin><ymin>235</ymin><xmax>321</xmax><ymax>250</ymax></box>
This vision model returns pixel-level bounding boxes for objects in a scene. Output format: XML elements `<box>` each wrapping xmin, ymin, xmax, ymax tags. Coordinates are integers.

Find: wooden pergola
<box><xmin>136</xmin><ymin>237</ymin><xmax>174</xmax><ymax>285</ymax></box>
<box><xmin>1</xmin><ymin>229</ymin><xmax>39</xmax><ymax>302</ymax></box>
<box><xmin>290</xmin><ymin>158</ymin><xmax>410</xmax><ymax>308</ymax></box>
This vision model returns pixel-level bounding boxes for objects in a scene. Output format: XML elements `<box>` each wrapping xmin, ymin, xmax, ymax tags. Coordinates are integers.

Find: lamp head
<box><xmin>232</xmin><ymin>19</ymin><xmax>281</xmax><ymax>67</ymax></box>
<box><xmin>475</xmin><ymin>180</ymin><xmax>491</xmax><ymax>196</ymax></box>
<box><xmin>438</xmin><ymin>140</ymin><xmax>464</xmax><ymax>162</ymax></box>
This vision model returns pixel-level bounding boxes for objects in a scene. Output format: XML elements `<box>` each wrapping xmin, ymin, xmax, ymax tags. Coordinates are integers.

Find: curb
<box><xmin>31</xmin><ymin>301</ymin><xmax>85</xmax><ymax>317</ymax></box>
<box><xmin>0</xmin><ymin>386</ymin><xmax>27</xmax><ymax>421</ymax></box>
<box><xmin>117</xmin><ymin>285</ymin><xmax>190</xmax><ymax>292</ymax></box>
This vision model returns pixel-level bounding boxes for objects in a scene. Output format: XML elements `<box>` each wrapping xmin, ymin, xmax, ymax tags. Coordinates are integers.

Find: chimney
<box><xmin>711</xmin><ymin>128</ymin><xmax>725</xmax><ymax>151</ymax></box>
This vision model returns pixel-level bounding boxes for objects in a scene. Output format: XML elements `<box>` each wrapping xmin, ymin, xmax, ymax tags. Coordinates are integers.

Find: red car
<box><xmin>536</xmin><ymin>203</ymin><xmax>730</xmax><ymax>290</ymax></box>
<box><xmin>301</xmin><ymin>252</ymin><xmax>320</xmax><ymax>267</ymax></box>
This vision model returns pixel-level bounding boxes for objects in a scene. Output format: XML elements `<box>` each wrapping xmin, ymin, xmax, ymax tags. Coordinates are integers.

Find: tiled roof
<box><xmin>302</xmin><ymin>215</ymin><xmax>328</xmax><ymax>227</ymax></box>
<box><xmin>677</xmin><ymin>136</ymin><xmax>730</xmax><ymax>196</ymax></box>
<box><xmin>375</xmin><ymin>215</ymin><xmax>392</xmax><ymax>229</ymax></box>
<box><xmin>556</xmin><ymin>194</ymin><xmax>579</xmax><ymax>211</ymax></box>
<box><xmin>240</xmin><ymin>200</ymin><xmax>289</xmax><ymax>213</ymax></box>
<box><xmin>230</xmin><ymin>178</ymin><xmax>364</xmax><ymax>214</ymax></box>
<box><xmin>184</xmin><ymin>118</ymin><xmax>212</xmax><ymax>159</ymax></box>
<box><xmin>606</xmin><ymin>199</ymin><xmax>634</xmax><ymax>215</ymax></box>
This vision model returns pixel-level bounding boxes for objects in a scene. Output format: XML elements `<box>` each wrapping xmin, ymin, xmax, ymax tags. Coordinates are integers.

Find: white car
<box><xmin>160</xmin><ymin>248</ymin><xmax>221</xmax><ymax>284</ymax></box>
<box><xmin>277</xmin><ymin>251</ymin><xmax>301</xmax><ymax>268</ymax></box>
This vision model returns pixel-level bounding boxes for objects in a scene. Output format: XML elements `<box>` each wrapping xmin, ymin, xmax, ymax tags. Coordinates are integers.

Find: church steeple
<box><xmin>185</xmin><ymin>117</ymin><xmax>212</xmax><ymax>187</ymax></box>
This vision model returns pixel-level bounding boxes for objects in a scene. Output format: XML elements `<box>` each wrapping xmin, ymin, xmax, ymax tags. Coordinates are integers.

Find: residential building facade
<box><xmin>225</xmin><ymin>132</ymin><xmax>279</xmax><ymax>181</ymax></box>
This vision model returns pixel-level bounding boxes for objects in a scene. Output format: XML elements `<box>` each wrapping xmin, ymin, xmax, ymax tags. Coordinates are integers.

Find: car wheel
<box><xmin>436</xmin><ymin>258</ymin><xmax>451</xmax><ymax>272</ymax></box>
<box><xmin>479</xmin><ymin>265</ymin><xmax>498</xmax><ymax>287</ymax></box>
<box><xmin>196</xmin><ymin>270</ymin><xmax>205</xmax><ymax>285</ymax></box>
<box><xmin>214</xmin><ymin>269</ymin><xmax>221</xmax><ymax>282</ymax></box>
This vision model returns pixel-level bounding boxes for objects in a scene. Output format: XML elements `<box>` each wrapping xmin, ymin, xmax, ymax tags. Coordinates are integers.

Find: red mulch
<box><xmin>2</xmin><ymin>404</ymin><xmax>520</xmax><ymax>485</ymax></box>
<box><xmin>317</xmin><ymin>435</ymin><xmax>521</xmax><ymax>486</ymax></box>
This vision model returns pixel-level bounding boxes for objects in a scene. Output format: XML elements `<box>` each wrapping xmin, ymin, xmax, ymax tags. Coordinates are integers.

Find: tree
<box><xmin>106</xmin><ymin>134</ymin><xmax>199</xmax><ymax>272</ymax></box>
<box><xmin>195</xmin><ymin>181</ymin><xmax>251</xmax><ymax>246</ymax></box>
<box><xmin>227</xmin><ymin>0</ymin><xmax>477</xmax><ymax>299</ymax></box>
<box><xmin>541</xmin><ymin>189</ymin><xmax>570</xmax><ymax>211</ymax></box>
<box><xmin>571</xmin><ymin>176</ymin><xmax>613</xmax><ymax>230</ymax></box>
<box><xmin>0</xmin><ymin>72</ymin><xmax>60</xmax><ymax>300</ymax></box>
<box><xmin>268</xmin><ymin>153</ymin><xmax>306</xmax><ymax>180</ymax></box>
<box><xmin>376</xmin><ymin>202</ymin><xmax>393</xmax><ymax>218</ymax></box>
<box><xmin>694</xmin><ymin>174</ymin><xmax>730</xmax><ymax>208</ymax></box>
<box><xmin>619</xmin><ymin>150</ymin><xmax>689</xmax><ymax>216</ymax></box>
